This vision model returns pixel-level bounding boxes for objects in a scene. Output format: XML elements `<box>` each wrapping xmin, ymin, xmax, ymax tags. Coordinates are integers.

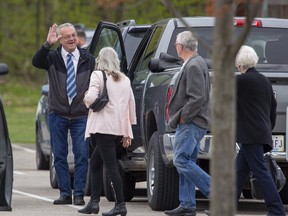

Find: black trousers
<box><xmin>89</xmin><ymin>133</ymin><xmax>124</xmax><ymax>203</ymax></box>
<box><xmin>236</xmin><ymin>143</ymin><xmax>285</xmax><ymax>215</ymax></box>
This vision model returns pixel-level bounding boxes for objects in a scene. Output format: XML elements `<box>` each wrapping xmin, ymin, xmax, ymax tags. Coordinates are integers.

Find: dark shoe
<box><xmin>74</xmin><ymin>195</ymin><xmax>85</xmax><ymax>205</ymax></box>
<box><xmin>53</xmin><ymin>196</ymin><xmax>72</xmax><ymax>205</ymax></box>
<box><xmin>204</xmin><ymin>210</ymin><xmax>210</xmax><ymax>215</ymax></box>
<box><xmin>78</xmin><ymin>200</ymin><xmax>99</xmax><ymax>214</ymax></box>
<box><xmin>102</xmin><ymin>202</ymin><xmax>127</xmax><ymax>216</ymax></box>
<box><xmin>164</xmin><ymin>206</ymin><xmax>196</xmax><ymax>216</ymax></box>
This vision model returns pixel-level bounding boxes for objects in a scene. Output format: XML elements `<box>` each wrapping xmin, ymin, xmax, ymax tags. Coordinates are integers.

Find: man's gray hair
<box><xmin>235</xmin><ymin>45</ymin><xmax>259</xmax><ymax>70</ymax></box>
<box><xmin>176</xmin><ymin>31</ymin><xmax>198</xmax><ymax>51</ymax></box>
<box><xmin>56</xmin><ymin>23</ymin><xmax>75</xmax><ymax>36</ymax></box>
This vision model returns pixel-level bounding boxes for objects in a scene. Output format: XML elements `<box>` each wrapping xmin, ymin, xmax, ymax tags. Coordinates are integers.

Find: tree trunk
<box><xmin>210</xmin><ymin>0</ymin><xmax>236</xmax><ymax>215</ymax></box>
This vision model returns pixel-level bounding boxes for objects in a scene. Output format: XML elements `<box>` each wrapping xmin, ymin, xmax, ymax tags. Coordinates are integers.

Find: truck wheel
<box><xmin>36</xmin><ymin>127</ymin><xmax>49</xmax><ymax>170</ymax></box>
<box><xmin>147</xmin><ymin>131</ymin><xmax>179</xmax><ymax>211</ymax></box>
<box><xmin>49</xmin><ymin>150</ymin><xmax>58</xmax><ymax>189</ymax></box>
<box><xmin>103</xmin><ymin>164</ymin><xmax>136</xmax><ymax>202</ymax></box>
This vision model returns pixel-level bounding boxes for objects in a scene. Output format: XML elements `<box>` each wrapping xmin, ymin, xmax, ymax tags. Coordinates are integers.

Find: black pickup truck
<box><xmin>89</xmin><ymin>17</ymin><xmax>288</xmax><ymax>210</ymax></box>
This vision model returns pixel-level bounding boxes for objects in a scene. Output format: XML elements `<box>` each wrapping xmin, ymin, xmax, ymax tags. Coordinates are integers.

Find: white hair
<box><xmin>235</xmin><ymin>45</ymin><xmax>259</xmax><ymax>70</ymax></box>
<box><xmin>56</xmin><ymin>23</ymin><xmax>75</xmax><ymax>36</ymax></box>
<box><xmin>176</xmin><ymin>31</ymin><xmax>198</xmax><ymax>51</ymax></box>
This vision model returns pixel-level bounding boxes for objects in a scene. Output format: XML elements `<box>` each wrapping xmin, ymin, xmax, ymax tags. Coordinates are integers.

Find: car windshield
<box><xmin>168</xmin><ymin>27</ymin><xmax>288</xmax><ymax>68</ymax></box>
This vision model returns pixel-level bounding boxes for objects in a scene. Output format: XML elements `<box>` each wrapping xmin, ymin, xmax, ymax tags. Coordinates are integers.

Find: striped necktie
<box><xmin>66</xmin><ymin>53</ymin><xmax>77</xmax><ymax>99</ymax></box>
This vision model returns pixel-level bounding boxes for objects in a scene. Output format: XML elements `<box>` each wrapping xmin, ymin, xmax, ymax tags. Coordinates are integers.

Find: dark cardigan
<box><xmin>236</xmin><ymin>67</ymin><xmax>277</xmax><ymax>153</ymax></box>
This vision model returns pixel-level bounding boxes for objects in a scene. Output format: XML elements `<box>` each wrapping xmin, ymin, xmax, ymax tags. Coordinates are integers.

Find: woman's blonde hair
<box><xmin>95</xmin><ymin>47</ymin><xmax>123</xmax><ymax>81</ymax></box>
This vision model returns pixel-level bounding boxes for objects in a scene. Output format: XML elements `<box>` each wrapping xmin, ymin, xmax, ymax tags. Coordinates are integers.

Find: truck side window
<box><xmin>136</xmin><ymin>26</ymin><xmax>163</xmax><ymax>72</ymax></box>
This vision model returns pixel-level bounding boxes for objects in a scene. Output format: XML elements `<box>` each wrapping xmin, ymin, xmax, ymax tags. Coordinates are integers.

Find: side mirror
<box><xmin>41</xmin><ymin>84</ymin><xmax>49</xmax><ymax>96</ymax></box>
<box><xmin>149</xmin><ymin>52</ymin><xmax>183</xmax><ymax>73</ymax></box>
<box><xmin>0</xmin><ymin>63</ymin><xmax>8</xmax><ymax>75</ymax></box>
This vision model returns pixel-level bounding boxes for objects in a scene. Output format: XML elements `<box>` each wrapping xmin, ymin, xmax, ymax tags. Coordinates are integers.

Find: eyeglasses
<box><xmin>174</xmin><ymin>43</ymin><xmax>183</xmax><ymax>48</ymax></box>
<box><xmin>62</xmin><ymin>34</ymin><xmax>77</xmax><ymax>40</ymax></box>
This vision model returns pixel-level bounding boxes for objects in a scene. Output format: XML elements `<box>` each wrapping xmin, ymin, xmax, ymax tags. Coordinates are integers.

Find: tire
<box><xmin>147</xmin><ymin>131</ymin><xmax>179</xmax><ymax>211</ymax></box>
<box><xmin>36</xmin><ymin>127</ymin><xmax>49</xmax><ymax>170</ymax></box>
<box><xmin>103</xmin><ymin>164</ymin><xmax>136</xmax><ymax>202</ymax></box>
<box><xmin>49</xmin><ymin>150</ymin><xmax>58</xmax><ymax>189</ymax></box>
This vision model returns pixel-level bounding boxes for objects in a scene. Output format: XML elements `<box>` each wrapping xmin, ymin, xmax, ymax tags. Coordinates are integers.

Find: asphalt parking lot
<box><xmin>6</xmin><ymin>144</ymin><xmax>288</xmax><ymax>216</ymax></box>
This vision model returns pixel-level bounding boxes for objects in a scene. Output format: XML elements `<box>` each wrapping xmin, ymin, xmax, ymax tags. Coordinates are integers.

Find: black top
<box><xmin>32</xmin><ymin>42</ymin><xmax>95</xmax><ymax>119</ymax></box>
<box><xmin>236</xmin><ymin>67</ymin><xmax>277</xmax><ymax>153</ymax></box>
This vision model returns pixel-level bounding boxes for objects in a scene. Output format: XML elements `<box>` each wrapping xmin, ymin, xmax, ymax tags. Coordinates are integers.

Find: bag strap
<box><xmin>101</xmin><ymin>70</ymin><xmax>108</xmax><ymax>94</ymax></box>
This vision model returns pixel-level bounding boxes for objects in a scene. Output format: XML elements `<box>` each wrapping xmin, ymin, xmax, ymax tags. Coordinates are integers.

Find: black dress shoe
<box><xmin>78</xmin><ymin>200</ymin><xmax>99</xmax><ymax>214</ymax></box>
<box><xmin>164</xmin><ymin>206</ymin><xmax>196</xmax><ymax>216</ymax></box>
<box><xmin>74</xmin><ymin>195</ymin><xmax>85</xmax><ymax>205</ymax></box>
<box><xmin>53</xmin><ymin>196</ymin><xmax>72</xmax><ymax>205</ymax></box>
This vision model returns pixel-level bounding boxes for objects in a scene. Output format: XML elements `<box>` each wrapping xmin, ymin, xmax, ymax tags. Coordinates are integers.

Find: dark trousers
<box><xmin>89</xmin><ymin>133</ymin><xmax>124</xmax><ymax>203</ymax></box>
<box><xmin>236</xmin><ymin>143</ymin><xmax>285</xmax><ymax>215</ymax></box>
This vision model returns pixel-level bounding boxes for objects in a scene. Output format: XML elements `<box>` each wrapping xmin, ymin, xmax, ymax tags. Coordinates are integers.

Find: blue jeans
<box><xmin>49</xmin><ymin>113</ymin><xmax>88</xmax><ymax>197</ymax></box>
<box><xmin>236</xmin><ymin>143</ymin><xmax>285</xmax><ymax>215</ymax></box>
<box><xmin>173</xmin><ymin>122</ymin><xmax>211</xmax><ymax>209</ymax></box>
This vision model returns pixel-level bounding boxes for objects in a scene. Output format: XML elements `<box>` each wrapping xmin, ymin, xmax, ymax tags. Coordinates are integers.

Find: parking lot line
<box><xmin>12</xmin><ymin>189</ymin><xmax>82</xmax><ymax>209</ymax></box>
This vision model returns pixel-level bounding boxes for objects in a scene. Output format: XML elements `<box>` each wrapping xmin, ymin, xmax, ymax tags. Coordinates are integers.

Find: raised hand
<box><xmin>46</xmin><ymin>24</ymin><xmax>62</xmax><ymax>45</ymax></box>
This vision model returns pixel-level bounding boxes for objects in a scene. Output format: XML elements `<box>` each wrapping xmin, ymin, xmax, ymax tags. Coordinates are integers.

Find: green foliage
<box><xmin>0</xmin><ymin>78</ymin><xmax>41</xmax><ymax>144</ymax></box>
<box><xmin>0</xmin><ymin>0</ymin><xmax>206</xmax><ymax>82</ymax></box>
<box><xmin>0</xmin><ymin>0</ymin><xmax>206</xmax><ymax>143</ymax></box>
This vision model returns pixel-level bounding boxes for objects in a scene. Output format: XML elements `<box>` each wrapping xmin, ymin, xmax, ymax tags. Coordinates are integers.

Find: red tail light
<box><xmin>234</xmin><ymin>19</ymin><xmax>262</xmax><ymax>27</ymax></box>
<box><xmin>165</xmin><ymin>86</ymin><xmax>173</xmax><ymax>123</ymax></box>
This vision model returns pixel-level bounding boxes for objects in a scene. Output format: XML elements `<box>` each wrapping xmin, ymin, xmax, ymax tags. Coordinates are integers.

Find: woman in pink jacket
<box><xmin>79</xmin><ymin>47</ymin><xmax>136</xmax><ymax>216</ymax></box>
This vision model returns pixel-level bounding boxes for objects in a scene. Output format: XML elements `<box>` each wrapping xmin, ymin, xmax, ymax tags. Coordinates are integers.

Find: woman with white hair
<box><xmin>235</xmin><ymin>45</ymin><xmax>285</xmax><ymax>216</ymax></box>
<box><xmin>79</xmin><ymin>47</ymin><xmax>136</xmax><ymax>216</ymax></box>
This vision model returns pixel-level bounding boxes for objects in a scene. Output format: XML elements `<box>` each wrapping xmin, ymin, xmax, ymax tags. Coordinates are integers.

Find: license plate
<box><xmin>199</xmin><ymin>135</ymin><xmax>213</xmax><ymax>155</ymax></box>
<box><xmin>272</xmin><ymin>135</ymin><xmax>285</xmax><ymax>152</ymax></box>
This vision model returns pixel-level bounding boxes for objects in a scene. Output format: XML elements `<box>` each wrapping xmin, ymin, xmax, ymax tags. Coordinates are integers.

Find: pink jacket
<box><xmin>83</xmin><ymin>70</ymin><xmax>137</xmax><ymax>139</ymax></box>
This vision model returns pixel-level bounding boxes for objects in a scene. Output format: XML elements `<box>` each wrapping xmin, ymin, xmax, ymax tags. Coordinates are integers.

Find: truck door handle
<box><xmin>135</xmin><ymin>86</ymin><xmax>143</xmax><ymax>91</ymax></box>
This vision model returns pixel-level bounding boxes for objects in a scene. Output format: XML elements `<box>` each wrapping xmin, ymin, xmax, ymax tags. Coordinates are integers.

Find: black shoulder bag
<box><xmin>250</xmin><ymin>153</ymin><xmax>286</xmax><ymax>199</ymax></box>
<box><xmin>89</xmin><ymin>70</ymin><xmax>109</xmax><ymax>112</ymax></box>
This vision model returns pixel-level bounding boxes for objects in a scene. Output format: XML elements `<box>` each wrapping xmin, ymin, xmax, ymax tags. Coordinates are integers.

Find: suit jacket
<box><xmin>84</xmin><ymin>70</ymin><xmax>137</xmax><ymax>139</ymax></box>
<box><xmin>168</xmin><ymin>55</ymin><xmax>210</xmax><ymax>129</ymax></box>
<box><xmin>236</xmin><ymin>67</ymin><xmax>277</xmax><ymax>152</ymax></box>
